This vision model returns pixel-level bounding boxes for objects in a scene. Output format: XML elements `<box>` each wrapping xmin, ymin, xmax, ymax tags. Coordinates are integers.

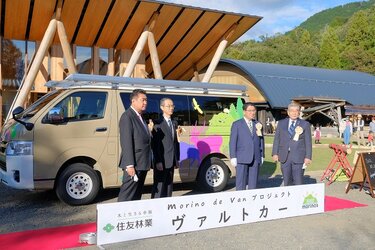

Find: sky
<box><xmin>163</xmin><ymin>0</ymin><xmax>364</xmax><ymax>40</ymax></box>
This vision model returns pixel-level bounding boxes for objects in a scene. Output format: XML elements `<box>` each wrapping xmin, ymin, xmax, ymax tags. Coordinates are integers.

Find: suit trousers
<box><xmin>152</xmin><ymin>167</ymin><xmax>174</xmax><ymax>198</ymax></box>
<box><xmin>236</xmin><ymin>161</ymin><xmax>259</xmax><ymax>190</ymax></box>
<box><xmin>281</xmin><ymin>158</ymin><xmax>304</xmax><ymax>186</ymax></box>
<box><xmin>118</xmin><ymin>169</ymin><xmax>148</xmax><ymax>202</ymax></box>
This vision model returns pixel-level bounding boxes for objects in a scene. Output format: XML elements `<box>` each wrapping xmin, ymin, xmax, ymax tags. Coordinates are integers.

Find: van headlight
<box><xmin>6</xmin><ymin>141</ymin><xmax>33</xmax><ymax>156</ymax></box>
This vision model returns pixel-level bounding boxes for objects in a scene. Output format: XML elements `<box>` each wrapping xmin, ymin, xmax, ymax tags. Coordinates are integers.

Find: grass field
<box><xmin>260</xmin><ymin>135</ymin><xmax>368</xmax><ymax>177</ymax></box>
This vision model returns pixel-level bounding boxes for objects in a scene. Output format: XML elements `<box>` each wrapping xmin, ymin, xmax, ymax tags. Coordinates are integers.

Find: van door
<box><xmin>33</xmin><ymin>90</ymin><xmax>112</xmax><ymax>187</ymax></box>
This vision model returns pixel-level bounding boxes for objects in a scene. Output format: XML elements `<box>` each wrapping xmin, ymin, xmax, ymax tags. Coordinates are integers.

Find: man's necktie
<box><xmin>248</xmin><ymin>121</ymin><xmax>253</xmax><ymax>136</ymax></box>
<box><xmin>138</xmin><ymin>113</ymin><xmax>148</xmax><ymax>132</ymax></box>
<box><xmin>289</xmin><ymin>121</ymin><xmax>296</xmax><ymax>136</ymax></box>
<box><xmin>168</xmin><ymin>119</ymin><xmax>174</xmax><ymax>138</ymax></box>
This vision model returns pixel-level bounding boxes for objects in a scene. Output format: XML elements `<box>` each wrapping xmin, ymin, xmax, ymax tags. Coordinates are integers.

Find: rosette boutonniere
<box><xmin>255</xmin><ymin>123</ymin><xmax>263</xmax><ymax>136</ymax></box>
<box><xmin>293</xmin><ymin>126</ymin><xmax>303</xmax><ymax>141</ymax></box>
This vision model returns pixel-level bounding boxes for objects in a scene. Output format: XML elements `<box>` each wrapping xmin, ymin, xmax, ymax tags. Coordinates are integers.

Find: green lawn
<box><xmin>261</xmin><ymin>136</ymin><xmax>360</xmax><ymax>177</ymax></box>
<box><xmin>263</xmin><ymin>135</ymin><xmax>343</xmax><ymax>145</ymax></box>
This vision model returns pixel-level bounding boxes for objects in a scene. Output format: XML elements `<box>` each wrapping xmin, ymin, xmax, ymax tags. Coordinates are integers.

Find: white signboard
<box><xmin>97</xmin><ymin>183</ymin><xmax>324</xmax><ymax>245</ymax></box>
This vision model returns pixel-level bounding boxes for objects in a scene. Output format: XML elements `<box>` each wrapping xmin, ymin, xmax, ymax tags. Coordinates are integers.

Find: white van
<box><xmin>0</xmin><ymin>74</ymin><xmax>248</xmax><ymax>205</ymax></box>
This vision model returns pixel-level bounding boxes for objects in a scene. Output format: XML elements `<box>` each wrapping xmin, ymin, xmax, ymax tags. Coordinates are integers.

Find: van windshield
<box><xmin>22</xmin><ymin>89</ymin><xmax>64</xmax><ymax>117</ymax></box>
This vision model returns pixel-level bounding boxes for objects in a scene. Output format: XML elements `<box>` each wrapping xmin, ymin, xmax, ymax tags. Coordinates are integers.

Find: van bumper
<box><xmin>0</xmin><ymin>155</ymin><xmax>34</xmax><ymax>189</ymax></box>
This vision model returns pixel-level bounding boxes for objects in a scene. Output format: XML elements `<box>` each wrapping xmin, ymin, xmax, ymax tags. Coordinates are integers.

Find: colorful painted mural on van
<box><xmin>179</xmin><ymin>98</ymin><xmax>243</xmax><ymax>165</ymax></box>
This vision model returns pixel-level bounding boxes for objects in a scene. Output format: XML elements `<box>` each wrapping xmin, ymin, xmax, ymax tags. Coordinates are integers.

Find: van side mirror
<box><xmin>12</xmin><ymin>106</ymin><xmax>24</xmax><ymax>116</ymax></box>
<box><xmin>12</xmin><ymin>106</ymin><xmax>34</xmax><ymax>131</ymax></box>
<box><xmin>46</xmin><ymin>107</ymin><xmax>65</xmax><ymax>124</ymax></box>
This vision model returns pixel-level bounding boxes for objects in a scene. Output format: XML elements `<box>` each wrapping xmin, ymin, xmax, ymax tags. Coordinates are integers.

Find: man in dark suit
<box><xmin>272</xmin><ymin>102</ymin><xmax>312</xmax><ymax>186</ymax></box>
<box><xmin>151</xmin><ymin>98</ymin><xmax>180</xmax><ymax>198</ymax></box>
<box><xmin>229</xmin><ymin>102</ymin><xmax>265</xmax><ymax>190</ymax></box>
<box><xmin>118</xmin><ymin>89</ymin><xmax>152</xmax><ymax>202</ymax></box>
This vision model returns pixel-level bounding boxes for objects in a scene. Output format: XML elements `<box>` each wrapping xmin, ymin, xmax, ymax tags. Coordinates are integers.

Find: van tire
<box><xmin>197</xmin><ymin>157</ymin><xmax>229</xmax><ymax>192</ymax></box>
<box><xmin>56</xmin><ymin>163</ymin><xmax>100</xmax><ymax>206</ymax></box>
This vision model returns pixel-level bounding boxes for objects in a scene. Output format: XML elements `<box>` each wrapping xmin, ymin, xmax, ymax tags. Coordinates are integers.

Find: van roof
<box><xmin>46</xmin><ymin>74</ymin><xmax>247</xmax><ymax>97</ymax></box>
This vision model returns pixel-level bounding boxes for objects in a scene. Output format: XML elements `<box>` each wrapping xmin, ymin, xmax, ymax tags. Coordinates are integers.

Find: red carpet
<box><xmin>0</xmin><ymin>196</ymin><xmax>367</xmax><ymax>250</ymax></box>
<box><xmin>0</xmin><ymin>223</ymin><xmax>96</xmax><ymax>250</ymax></box>
<box><xmin>324</xmin><ymin>195</ymin><xmax>367</xmax><ymax>212</ymax></box>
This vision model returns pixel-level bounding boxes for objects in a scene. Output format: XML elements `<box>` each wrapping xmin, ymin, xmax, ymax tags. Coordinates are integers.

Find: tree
<box><xmin>318</xmin><ymin>26</ymin><xmax>341</xmax><ymax>69</ymax></box>
<box><xmin>345</xmin><ymin>10</ymin><xmax>371</xmax><ymax>49</ymax></box>
<box><xmin>1</xmin><ymin>39</ymin><xmax>23</xmax><ymax>80</ymax></box>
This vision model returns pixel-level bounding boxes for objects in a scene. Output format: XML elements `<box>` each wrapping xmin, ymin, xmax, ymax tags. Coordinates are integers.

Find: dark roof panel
<box><xmin>221</xmin><ymin>59</ymin><xmax>375</xmax><ymax>108</ymax></box>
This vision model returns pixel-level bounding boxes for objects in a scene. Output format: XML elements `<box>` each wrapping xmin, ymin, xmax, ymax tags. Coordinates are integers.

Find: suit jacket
<box><xmin>118</xmin><ymin>108</ymin><xmax>152</xmax><ymax>171</ymax></box>
<box><xmin>152</xmin><ymin>118</ymin><xmax>180</xmax><ymax>169</ymax></box>
<box><xmin>272</xmin><ymin>118</ymin><xmax>312</xmax><ymax>164</ymax></box>
<box><xmin>229</xmin><ymin>118</ymin><xmax>265</xmax><ymax>164</ymax></box>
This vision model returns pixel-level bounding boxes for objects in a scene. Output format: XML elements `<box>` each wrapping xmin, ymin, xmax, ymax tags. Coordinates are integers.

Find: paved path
<box><xmin>78</xmin><ymin>172</ymin><xmax>375</xmax><ymax>250</ymax></box>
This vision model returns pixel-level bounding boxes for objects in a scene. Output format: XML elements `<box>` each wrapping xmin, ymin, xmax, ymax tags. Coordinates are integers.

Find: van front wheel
<box><xmin>56</xmin><ymin>163</ymin><xmax>100</xmax><ymax>205</ymax></box>
<box><xmin>198</xmin><ymin>157</ymin><xmax>229</xmax><ymax>192</ymax></box>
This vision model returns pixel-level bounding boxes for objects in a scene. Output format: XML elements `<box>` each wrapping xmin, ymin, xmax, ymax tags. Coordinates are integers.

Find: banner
<box><xmin>97</xmin><ymin>183</ymin><xmax>324</xmax><ymax>245</ymax></box>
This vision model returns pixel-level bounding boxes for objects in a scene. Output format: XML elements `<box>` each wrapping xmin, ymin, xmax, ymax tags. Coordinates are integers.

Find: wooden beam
<box><xmin>193</xmin><ymin>64</ymin><xmax>200</xmax><ymax>82</ymax></box>
<box><xmin>92</xmin><ymin>46</ymin><xmax>99</xmax><ymax>75</ymax></box>
<box><xmin>148</xmin><ymin>31</ymin><xmax>162</xmax><ymax>79</ymax></box>
<box><xmin>122</xmin><ymin>29</ymin><xmax>149</xmax><ymax>77</ymax></box>
<box><xmin>34</xmin><ymin>42</ymin><xmax>48</xmax><ymax>93</ymax></box>
<box><xmin>10</xmin><ymin>18</ymin><xmax>57</xmax><ymax>116</ymax></box>
<box><xmin>107</xmin><ymin>48</ymin><xmax>115</xmax><ymax>76</ymax></box>
<box><xmin>120</xmin><ymin>49</ymin><xmax>131</xmax><ymax>76</ymax></box>
<box><xmin>50</xmin><ymin>44</ymin><xmax>64</xmax><ymax>81</ymax></box>
<box><xmin>201</xmin><ymin>24</ymin><xmax>237</xmax><ymax>83</ymax></box>
<box><xmin>57</xmin><ymin>20</ymin><xmax>77</xmax><ymax>74</ymax></box>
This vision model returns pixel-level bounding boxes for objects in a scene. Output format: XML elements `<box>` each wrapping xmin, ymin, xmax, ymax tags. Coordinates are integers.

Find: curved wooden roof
<box><xmin>0</xmin><ymin>0</ymin><xmax>261</xmax><ymax>80</ymax></box>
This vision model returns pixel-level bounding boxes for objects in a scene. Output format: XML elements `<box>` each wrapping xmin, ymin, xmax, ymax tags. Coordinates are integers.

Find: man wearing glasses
<box><xmin>229</xmin><ymin>102</ymin><xmax>265</xmax><ymax>190</ymax></box>
<box><xmin>151</xmin><ymin>98</ymin><xmax>180</xmax><ymax>198</ymax></box>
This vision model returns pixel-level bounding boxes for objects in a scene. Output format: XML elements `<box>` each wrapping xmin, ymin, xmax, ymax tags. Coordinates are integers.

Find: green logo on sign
<box><xmin>302</xmin><ymin>194</ymin><xmax>318</xmax><ymax>209</ymax></box>
<box><xmin>103</xmin><ymin>223</ymin><xmax>115</xmax><ymax>233</ymax></box>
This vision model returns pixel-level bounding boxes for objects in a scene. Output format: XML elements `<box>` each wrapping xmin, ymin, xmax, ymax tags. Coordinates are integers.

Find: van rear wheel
<box><xmin>198</xmin><ymin>157</ymin><xmax>229</xmax><ymax>192</ymax></box>
<box><xmin>56</xmin><ymin>163</ymin><xmax>100</xmax><ymax>206</ymax></box>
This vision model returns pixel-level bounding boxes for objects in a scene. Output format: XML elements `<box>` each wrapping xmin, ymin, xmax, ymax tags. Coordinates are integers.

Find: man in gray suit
<box><xmin>151</xmin><ymin>98</ymin><xmax>180</xmax><ymax>198</ymax></box>
<box><xmin>230</xmin><ymin>102</ymin><xmax>265</xmax><ymax>190</ymax></box>
<box><xmin>118</xmin><ymin>89</ymin><xmax>152</xmax><ymax>202</ymax></box>
<box><xmin>272</xmin><ymin>102</ymin><xmax>312</xmax><ymax>186</ymax></box>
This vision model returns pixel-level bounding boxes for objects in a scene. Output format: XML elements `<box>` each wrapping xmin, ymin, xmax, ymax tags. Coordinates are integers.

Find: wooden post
<box><xmin>50</xmin><ymin>44</ymin><xmax>64</xmax><ymax>81</ymax></box>
<box><xmin>201</xmin><ymin>39</ymin><xmax>228</xmax><ymax>83</ymax></box>
<box><xmin>107</xmin><ymin>48</ymin><xmax>115</xmax><ymax>76</ymax></box>
<box><xmin>120</xmin><ymin>49</ymin><xmax>131</xmax><ymax>76</ymax></box>
<box><xmin>57</xmin><ymin>20</ymin><xmax>76</xmax><ymax>74</ymax></box>
<box><xmin>148</xmin><ymin>31</ymin><xmax>162</xmax><ymax>79</ymax></box>
<box><xmin>34</xmin><ymin>42</ymin><xmax>48</xmax><ymax>93</ymax></box>
<box><xmin>193</xmin><ymin>64</ymin><xmax>200</xmax><ymax>82</ymax></box>
<box><xmin>92</xmin><ymin>46</ymin><xmax>99</xmax><ymax>75</ymax></box>
<box><xmin>11</xmin><ymin>18</ymin><xmax>57</xmax><ymax>113</ymax></box>
<box><xmin>123</xmin><ymin>29</ymin><xmax>149</xmax><ymax>77</ymax></box>
<box><xmin>202</xmin><ymin>24</ymin><xmax>237</xmax><ymax>83</ymax></box>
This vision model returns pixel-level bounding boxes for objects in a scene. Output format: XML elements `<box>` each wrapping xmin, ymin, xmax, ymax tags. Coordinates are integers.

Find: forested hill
<box><xmin>299</xmin><ymin>0</ymin><xmax>375</xmax><ymax>33</ymax></box>
<box><xmin>223</xmin><ymin>0</ymin><xmax>375</xmax><ymax>75</ymax></box>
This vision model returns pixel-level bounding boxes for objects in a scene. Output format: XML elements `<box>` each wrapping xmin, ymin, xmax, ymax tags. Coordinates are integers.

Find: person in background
<box><xmin>370</xmin><ymin>117</ymin><xmax>375</xmax><ymax>135</ymax></box>
<box><xmin>314</xmin><ymin>124</ymin><xmax>321</xmax><ymax>144</ymax></box>
<box><xmin>272</xmin><ymin>102</ymin><xmax>312</xmax><ymax>186</ymax></box>
<box><xmin>118</xmin><ymin>89</ymin><xmax>152</xmax><ymax>202</ymax></box>
<box><xmin>229</xmin><ymin>102</ymin><xmax>265</xmax><ymax>190</ymax></box>
<box><xmin>354</xmin><ymin>114</ymin><xmax>365</xmax><ymax>146</ymax></box>
<box><xmin>367</xmin><ymin>131</ymin><xmax>374</xmax><ymax>147</ymax></box>
<box><xmin>343</xmin><ymin>117</ymin><xmax>353</xmax><ymax>145</ymax></box>
<box><xmin>339</xmin><ymin>119</ymin><xmax>346</xmax><ymax>139</ymax></box>
<box><xmin>151</xmin><ymin>98</ymin><xmax>180</xmax><ymax>198</ymax></box>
